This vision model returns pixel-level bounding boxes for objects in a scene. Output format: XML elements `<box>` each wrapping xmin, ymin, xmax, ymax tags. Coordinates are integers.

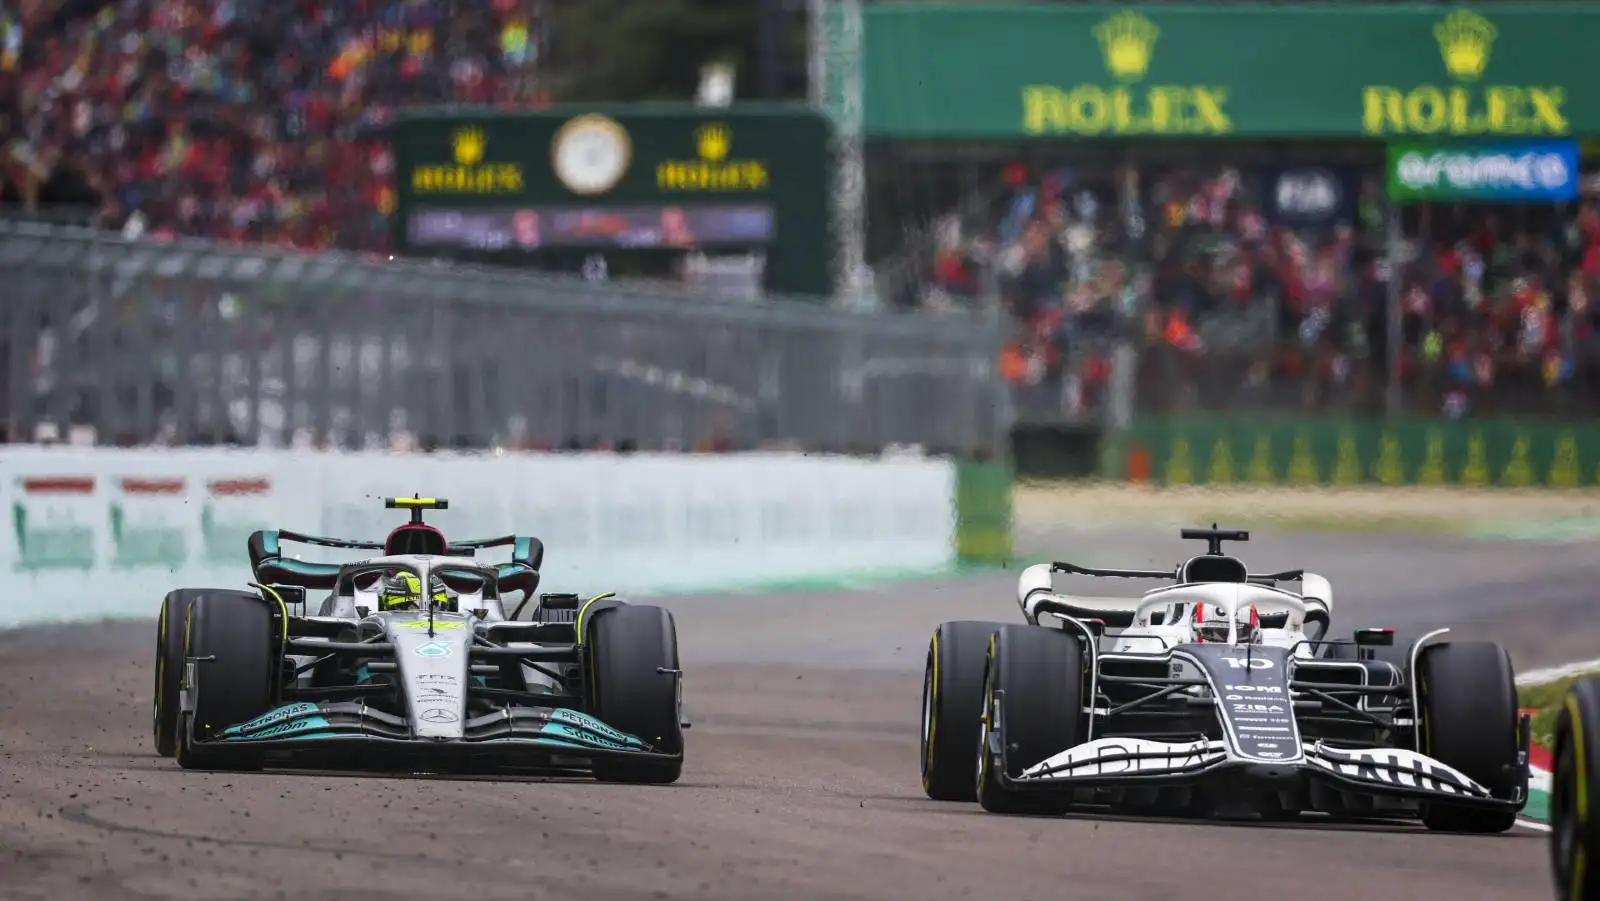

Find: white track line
<box><xmin>1519</xmin><ymin>656</ymin><xmax>1600</xmax><ymax>686</ymax></box>
<box><xmin>1518</xmin><ymin>819</ymin><xmax>1552</xmax><ymax>832</ymax></box>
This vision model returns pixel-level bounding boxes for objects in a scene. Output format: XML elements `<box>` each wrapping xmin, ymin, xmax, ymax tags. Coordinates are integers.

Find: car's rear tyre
<box><xmin>586</xmin><ymin>604</ymin><xmax>684</xmax><ymax>784</ymax></box>
<box><xmin>175</xmin><ymin>593</ymin><xmax>277</xmax><ymax>771</ymax></box>
<box><xmin>1552</xmin><ymin>676</ymin><xmax>1600</xmax><ymax>900</ymax></box>
<box><xmin>154</xmin><ymin>589</ymin><xmax>256</xmax><ymax>757</ymax></box>
<box><xmin>976</xmin><ymin>625</ymin><xmax>1084</xmax><ymax>816</ymax></box>
<box><xmin>1416</xmin><ymin>641</ymin><xmax>1520</xmax><ymax>833</ymax></box>
<box><xmin>921</xmin><ymin>620</ymin><xmax>1005</xmax><ymax>802</ymax></box>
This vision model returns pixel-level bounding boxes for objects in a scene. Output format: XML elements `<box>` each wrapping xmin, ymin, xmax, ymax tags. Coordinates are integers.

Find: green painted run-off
<box><xmin>955</xmin><ymin>461</ymin><xmax>1014</xmax><ymax>566</ymax></box>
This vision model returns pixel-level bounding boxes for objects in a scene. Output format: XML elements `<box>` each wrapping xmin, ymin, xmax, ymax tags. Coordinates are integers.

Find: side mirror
<box><xmin>1354</xmin><ymin>628</ymin><xmax>1395</xmax><ymax>647</ymax></box>
<box><xmin>1304</xmin><ymin>609</ymin><xmax>1332</xmax><ymax>643</ymax></box>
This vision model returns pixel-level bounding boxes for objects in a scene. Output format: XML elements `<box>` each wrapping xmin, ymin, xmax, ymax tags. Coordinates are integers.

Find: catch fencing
<box><xmin>0</xmin><ymin>222</ymin><xmax>1010</xmax><ymax>456</ymax></box>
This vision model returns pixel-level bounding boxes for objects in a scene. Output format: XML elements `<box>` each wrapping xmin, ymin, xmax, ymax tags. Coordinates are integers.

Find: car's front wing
<box><xmin>991</xmin><ymin>734</ymin><xmax>1527</xmax><ymax>811</ymax></box>
<box><xmin>187</xmin><ymin>701</ymin><xmax>680</xmax><ymax>771</ymax></box>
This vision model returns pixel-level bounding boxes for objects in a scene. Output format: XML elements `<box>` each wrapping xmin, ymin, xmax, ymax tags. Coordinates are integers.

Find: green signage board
<box><xmin>391</xmin><ymin>104</ymin><xmax>834</xmax><ymax>296</ymax></box>
<box><xmin>1116</xmin><ymin>418</ymin><xmax>1600</xmax><ymax>488</ymax></box>
<box><xmin>858</xmin><ymin>5</ymin><xmax>1600</xmax><ymax>139</ymax></box>
<box><xmin>955</xmin><ymin>460</ymin><xmax>1014</xmax><ymax>566</ymax></box>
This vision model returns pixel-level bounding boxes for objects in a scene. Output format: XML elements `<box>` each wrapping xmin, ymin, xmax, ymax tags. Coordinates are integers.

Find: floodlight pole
<box><xmin>1385</xmin><ymin>203</ymin><xmax>1403</xmax><ymax>418</ymax></box>
<box><xmin>808</xmin><ymin>0</ymin><xmax>866</xmax><ymax>306</ymax></box>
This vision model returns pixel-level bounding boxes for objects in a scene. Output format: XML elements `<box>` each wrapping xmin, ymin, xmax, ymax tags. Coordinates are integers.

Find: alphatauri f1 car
<box><xmin>921</xmin><ymin>526</ymin><xmax>1530</xmax><ymax>831</ymax></box>
<box><xmin>152</xmin><ymin>497</ymin><xmax>686</xmax><ymax>781</ymax></box>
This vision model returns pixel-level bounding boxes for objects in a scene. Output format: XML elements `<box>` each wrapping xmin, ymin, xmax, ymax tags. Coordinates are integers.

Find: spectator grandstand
<box><xmin>9</xmin><ymin>0</ymin><xmax>1600</xmax><ymax>435</ymax></box>
<box><xmin>1</xmin><ymin>0</ymin><xmax>547</xmax><ymax>250</ymax></box>
<box><xmin>888</xmin><ymin>153</ymin><xmax>1600</xmax><ymax>421</ymax></box>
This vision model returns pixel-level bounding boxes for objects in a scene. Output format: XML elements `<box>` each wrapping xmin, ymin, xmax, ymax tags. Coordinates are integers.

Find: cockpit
<box><xmin>1189</xmin><ymin>601</ymin><xmax>1264</xmax><ymax>645</ymax></box>
<box><xmin>341</xmin><ymin>558</ymin><xmax>503</xmax><ymax>620</ymax></box>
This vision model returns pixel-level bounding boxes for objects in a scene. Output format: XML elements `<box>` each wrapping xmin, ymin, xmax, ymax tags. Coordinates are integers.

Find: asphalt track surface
<box><xmin>1</xmin><ymin>527</ymin><xmax>1588</xmax><ymax>901</ymax></box>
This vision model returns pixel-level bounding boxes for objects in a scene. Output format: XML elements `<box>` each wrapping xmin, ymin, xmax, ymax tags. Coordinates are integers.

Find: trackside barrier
<box><xmin>1</xmin><ymin>447</ymin><xmax>960</xmax><ymax>626</ymax></box>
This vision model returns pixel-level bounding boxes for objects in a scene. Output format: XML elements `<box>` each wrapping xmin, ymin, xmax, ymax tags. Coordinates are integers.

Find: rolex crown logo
<box><xmin>452</xmin><ymin>126</ymin><xmax>487</xmax><ymax>165</ymax></box>
<box><xmin>1434</xmin><ymin>10</ymin><xmax>1496</xmax><ymax>81</ymax></box>
<box><xmin>1094</xmin><ymin>11</ymin><xmax>1159</xmax><ymax>82</ymax></box>
<box><xmin>696</xmin><ymin>123</ymin><xmax>730</xmax><ymax>162</ymax></box>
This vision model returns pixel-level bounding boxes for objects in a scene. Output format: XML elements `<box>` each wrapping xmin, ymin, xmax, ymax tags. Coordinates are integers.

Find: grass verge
<box><xmin>1014</xmin><ymin>482</ymin><xmax>1600</xmax><ymax>536</ymax></box>
<box><xmin>1519</xmin><ymin>670</ymin><xmax>1600</xmax><ymax>749</ymax></box>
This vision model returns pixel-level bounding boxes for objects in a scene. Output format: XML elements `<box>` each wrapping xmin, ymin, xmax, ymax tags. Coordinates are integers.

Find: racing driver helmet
<box><xmin>377</xmin><ymin>571</ymin><xmax>458</xmax><ymax>613</ymax></box>
<box><xmin>1191</xmin><ymin>602</ymin><xmax>1262</xmax><ymax>645</ymax></box>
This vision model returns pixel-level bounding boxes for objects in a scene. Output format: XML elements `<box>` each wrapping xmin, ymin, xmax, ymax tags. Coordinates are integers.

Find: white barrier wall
<box><xmin>1</xmin><ymin>447</ymin><xmax>956</xmax><ymax>625</ymax></box>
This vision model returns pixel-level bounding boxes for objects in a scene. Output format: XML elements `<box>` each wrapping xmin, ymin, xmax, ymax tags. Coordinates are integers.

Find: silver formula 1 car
<box><xmin>152</xmin><ymin>496</ymin><xmax>686</xmax><ymax>781</ymax></box>
<box><xmin>920</xmin><ymin>526</ymin><xmax>1529</xmax><ymax>831</ymax></box>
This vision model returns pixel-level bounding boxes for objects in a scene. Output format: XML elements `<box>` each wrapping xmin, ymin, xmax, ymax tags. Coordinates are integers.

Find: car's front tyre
<box><xmin>585</xmin><ymin>604</ymin><xmax>684</xmax><ymax>784</ymax></box>
<box><xmin>154</xmin><ymin>589</ymin><xmax>257</xmax><ymax>757</ymax></box>
<box><xmin>1416</xmin><ymin>641</ymin><xmax>1520</xmax><ymax>833</ymax></box>
<box><xmin>921</xmin><ymin>620</ymin><xmax>1004</xmax><ymax>802</ymax></box>
<box><xmin>175</xmin><ymin>593</ymin><xmax>277</xmax><ymax>772</ymax></box>
<box><xmin>976</xmin><ymin>625</ymin><xmax>1084</xmax><ymax>816</ymax></box>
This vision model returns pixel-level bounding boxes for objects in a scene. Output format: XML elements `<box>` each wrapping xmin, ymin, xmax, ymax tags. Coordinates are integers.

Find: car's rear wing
<box><xmin>442</xmin><ymin>535</ymin><xmax>546</xmax><ymax>598</ymax></box>
<box><xmin>1021</xmin><ymin>562</ymin><xmax>1326</xmax><ymax>633</ymax></box>
<box><xmin>247</xmin><ymin>530</ymin><xmax>545</xmax><ymax>596</ymax></box>
<box><xmin>248</xmin><ymin>530</ymin><xmax>368</xmax><ymax>589</ymax></box>
<box><xmin>1049</xmin><ymin>561</ymin><xmax>1306</xmax><ymax>586</ymax></box>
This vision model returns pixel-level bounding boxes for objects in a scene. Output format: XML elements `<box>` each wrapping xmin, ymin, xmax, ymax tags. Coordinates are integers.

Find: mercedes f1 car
<box><xmin>152</xmin><ymin>496</ymin><xmax>686</xmax><ymax>781</ymax></box>
<box><xmin>920</xmin><ymin>526</ymin><xmax>1530</xmax><ymax>831</ymax></box>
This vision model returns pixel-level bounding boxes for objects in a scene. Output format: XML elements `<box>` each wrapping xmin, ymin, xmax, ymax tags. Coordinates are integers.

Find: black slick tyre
<box><xmin>153</xmin><ymin>590</ymin><xmax>192</xmax><ymax>757</ymax></box>
<box><xmin>586</xmin><ymin>604</ymin><xmax>684</xmax><ymax>784</ymax></box>
<box><xmin>921</xmin><ymin>621</ymin><xmax>1005</xmax><ymax>801</ymax></box>
<box><xmin>154</xmin><ymin>589</ymin><xmax>258</xmax><ymax>757</ymax></box>
<box><xmin>1552</xmin><ymin>675</ymin><xmax>1600</xmax><ymax>901</ymax></box>
<box><xmin>175</xmin><ymin>593</ymin><xmax>277</xmax><ymax>771</ymax></box>
<box><xmin>1416</xmin><ymin>641</ymin><xmax>1519</xmax><ymax>833</ymax></box>
<box><xmin>976</xmin><ymin>625</ymin><xmax>1085</xmax><ymax>816</ymax></box>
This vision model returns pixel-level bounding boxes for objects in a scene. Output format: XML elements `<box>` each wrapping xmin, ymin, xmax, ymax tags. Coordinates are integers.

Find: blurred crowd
<box><xmin>911</xmin><ymin>157</ymin><xmax>1600</xmax><ymax>421</ymax></box>
<box><xmin>1</xmin><ymin>0</ymin><xmax>547</xmax><ymax>250</ymax></box>
<box><xmin>9</xmin><ymin>0</ymin><xmax>1600</xmax><ymax>429</ymax></box>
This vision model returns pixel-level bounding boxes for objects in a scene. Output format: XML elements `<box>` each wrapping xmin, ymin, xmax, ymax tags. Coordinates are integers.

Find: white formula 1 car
<box><xmin>920</xmin><ymin>526</ymin><xmax>1529</xmax><ymax>831</ymax></box>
